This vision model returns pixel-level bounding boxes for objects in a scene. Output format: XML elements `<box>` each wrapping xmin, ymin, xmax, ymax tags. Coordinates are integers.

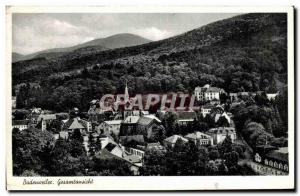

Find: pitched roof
<box><xmin>164</xmin><ymin>135</ymin><xmax>188</xmax><ymax>144</ymax></box>
<box><xmin>205</xmin><ymin>87</ymin><xmax>223</xmax><ymax>93</ymax></box>
<box><xmin>137</xmin><ymin>116</ymin><xmax>153</xmax><ymax>126</ymax></box>
<box><xmin>12</xmin><ymin>120</ymin><xmax>29</xmax><ymax>126</ymax></box>
<box><xmin>105</xmin><ymin>143</ymin><xmax>117</xmax><ymax>152</ymax></box>
<box><xmin>95</xmin><ymin>148</ymin><xmax>124</xmax><ymax>161</ymax></box>
<box><xmin>266</xmin><ymin>148</ymin><xmax>288</xmax><ymax>162</ymax></box>
<box><xmin>119</xmin><ymin>135</ymin><xmax>145</xmax><ymax>143</ymax></box>
<box><xmin>64</xmin><ymin>118</ymin><xmax>85</xmax><ymax>130</ymax></box>
<box><xmin>147</xmin><ymin>142</ymin><xmax>165</xmax><ymax>151</ymax></box>
<box><xmin>207</xmin><ymin>127</ymin><xmax>235</xmax><ymax>135</ymax></box>
<box><xmin>176</xmin><ymin>110</ymin><xmax>197</xmax><ymax>121</ymax></box>
<box><xmin>104</xmin><ymin>120</ymin><xmax>122</xmax><ymax>125</ymax></box>
<box><xmin>124</xmin><ymin>116</ymin><xmax>140</xmax><ymax>123</ymax></box>
<box><xmin>185</xmin><ymin>132</ymin><xmax>212</xmax><ymax>140</ymax></box>
<box><xmin>144</xmin><ymin>114</ymin><xmax>161</xmax><ymax>123</ymax></box>
<box><xmin>124</xmin><ymin>155</ymin><xmax>141</xmax><ymax>163</ymax></box>
<box><xmin>37</xmin><ymin>114</ymin><xmax>56</xmax><ymax>122</ymax></box>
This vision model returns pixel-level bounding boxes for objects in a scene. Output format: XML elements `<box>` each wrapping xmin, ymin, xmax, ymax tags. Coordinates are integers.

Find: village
<box><xmin>12</xmin><ymin>83</ymin><xmax>288</xmax><ymax>176</ymax></box>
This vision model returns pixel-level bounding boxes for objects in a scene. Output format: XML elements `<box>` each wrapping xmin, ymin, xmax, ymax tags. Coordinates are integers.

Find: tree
<box><xmin>12</xmin><ymin>127</ymin><xmax>54</xmax><ymax>176</ymax></box>
<box><xmin>204</xmin><ymin>114</ymin><xmax>215</xmax><ymax>128</ymax></box>
<box><xmin>72</xmin><ymin>129</ymin><xmax>83</xmax><ymax>142</ymax></box>
<box><xmin>218</xmin><ymin>135</ymin><xmax>233</xmax><ymax>157</ymax></box>
<box><xmin>91</xmin><ymin>157</ymin><xmax>133</xmax><ymax>176</ymax></box>
<box><xmin>49</xmin><ymin>138</ymin><xmax>86</xmax><ymax>176</ymax></box>
<box><xmin>209</xmin><ymin>150</ymin><xmax>220</xmax><ymax>160</ymax></box>
<box><xmin>140</xmin><ymin>149</ymin><xmax>167</xmax><ymax>176</ymax></box>
<box><xmin>70</xmin><ymin>139</ymin><xmax>86</xmax><ymax>158</ymax></box>
<box><xmin>217</xmin><ymin>116</ymin><xmax>230</xmax><ymax>127</ymax></box>
<box><xmin>88</xmin><ymin>133</ymin><xmax>102</xmax><ymax>156</ymax></box>
<box><xmin>224</xmin><ymin>151</ymin><xmax>239</xmax><ymax>170</ymax></box>
<box><xmin>46</xmin><ymin>119</ymin><xmax>62</xmax><ymax>134</ymax></box>
<box><xmin>162</xmin><ymin>112</ymin><xmax>178</xmax><ymax>136</ymax></box>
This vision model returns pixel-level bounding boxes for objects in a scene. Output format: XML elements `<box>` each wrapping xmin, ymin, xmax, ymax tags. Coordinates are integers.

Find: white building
<box><xmin>206</xmin><ymin>127</ymin><xmax>236</xmax><ymax>145</ymax></box>
<box><xmin>200</xmin><ymin>103</ymin><xmax>214</xmax><ymax>117</ymax></box>
<box><xmin>97</xmin><ymin>120</ymin><xmax>122</xmax><ymax>136</ymax></box>
<box><xmin>12</xmin><ymin>120</ymin><xmax>29</xmax><ymax>131</ymax></box>
<box><xmin>163</xmin><ymin>135</ymin><xmax>188</xmax><ymax>148</ymax></box>
<box><xmin>266</xmin><ymin>93</ymin><xmax>278</xmax><ymax>101</ymax></box>
<box><xmin>250</xmin><ymin>147</ymin><xmax>288</xmax><ymax>175</ymax></box>
<box><xmin>194</xmin><ymin>84</ymin><xmax>225</xmax><ymax>102</ymax></box>
<box><xmin>185</xmin><ymin>132</ymin><xmax>213</xmax><ymax>146</ymax></box>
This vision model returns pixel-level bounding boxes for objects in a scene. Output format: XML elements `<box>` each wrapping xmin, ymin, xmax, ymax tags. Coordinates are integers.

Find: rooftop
<box><xmin>12</xmin><ymin>120</ymin><xmax>29</xmax><ymax>126</ymax></box>
<box><xmin>124</xmin><ymin>155</ymin><xmax>141</xmax><ymax>163</ymax></box>
<box><xmin>185</xmin><ymin>132</ymin><xmax>212</xmax><ymax>140</ymax></box>
<box><xmin>124</xmin><ymin>116</ymin><xmax>140</xmax><ymax>124</ymax></box>
<box><xmin>176</xmin><ymin>110</ymin><xmax>197</xmax><ymax>121</ymax></box>
<box><xmin>64</xmin><ymin>118</ymin><xmax>85</xmax><ymax>130</ymax></box>
<box><xmin>37</xmin><ymin>114</ymin><xmax>56</xmax><ymax>122</ymax></box>
<box><xmin>104</xmin><ymin>120</ymin><xmax>122</xmax><ymax>125</ymax></box>
<box><xmin>164</xmin><ymin>135</ymin><xmax>188</xmax><ymax>144</ymax></box>
<box><xmin>266</xmin><ymin>148</ymin><xmax>288</xmax><ymax>162</ymax></box>
<box><xmin>207</xmin><ymin>127</ymin><xmax>235</xmax><ymax>135</ymax></box>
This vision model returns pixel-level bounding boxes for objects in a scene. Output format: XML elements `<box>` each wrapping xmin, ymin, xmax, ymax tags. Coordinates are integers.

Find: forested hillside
<box><xmin>13</xmin><ymin>13</ymin><xmax>287</xmax><ymax>113</ymax></box>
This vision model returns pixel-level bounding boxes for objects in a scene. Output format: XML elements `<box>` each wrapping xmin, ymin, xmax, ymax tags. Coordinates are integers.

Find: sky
<box><xmin>12</xmin><ymin>13</ymin><xmax>239</xmax><ymax>55</ymax></box>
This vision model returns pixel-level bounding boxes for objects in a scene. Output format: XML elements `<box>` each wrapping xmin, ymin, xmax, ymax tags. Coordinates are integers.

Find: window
<box><xmin>279</xmin><ymin>163</ymin><xmax>283</xmax><ymax>170</ymax></box>
<box><xmin>264</xmin><ymin>159</ymin><xmax>268</xmax><ymax>165</ymax></box>
<box><xmin>269</xmin><ymin>160</ymin><xmax>273</xmax><ymax>167</ymax></box>
<box><xmin>255</xmin><ymin>153</ymin><xmax>261</xmax><ymax>162</ymax></box>
<box><xmin>284</xmin><ymin>164</ymin><xmax>288</xmax><ymax>171</ymax></box>
<box><xmin>274</xmin><ymin>162</ymin><xmax>278</xmax><ymax>168</ymax></box>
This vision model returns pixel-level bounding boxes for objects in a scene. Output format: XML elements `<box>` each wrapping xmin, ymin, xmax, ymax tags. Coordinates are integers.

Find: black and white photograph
<box><xmin>6</xmin><ymin>6</ymin><xmax>295</xmax><ymax>190</ymax></box>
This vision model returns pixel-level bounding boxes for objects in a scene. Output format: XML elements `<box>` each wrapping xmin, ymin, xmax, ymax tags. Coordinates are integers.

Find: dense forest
<box><xmin>13</xmin><ymin>13</ymin><xmax>287</xmax><ymax>113</ymax></box>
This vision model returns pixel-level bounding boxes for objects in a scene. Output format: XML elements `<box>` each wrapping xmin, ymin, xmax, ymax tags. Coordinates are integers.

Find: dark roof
<box><xmin>137</xmin><ymin>116</ymin><xmax>153</xmax><ymax>126</ymax></box>
<box><xmin>105</xmin><ymin>143</ymin><xmax>117</xmax><ymax>152</ymax></box>
<box><xmin>12</xmin><ymin>120</ymin><xmax>29</xmax><ymax>126</ymax></box>
<box><xmin>119</xmin><ymin>135</ymin><xmax>145</xmax><ymax>143</ymax></box>
<box><xmin>205</xmin><ymin>87</ymin><xmax>223</xmax><ymax>93</ymax></box>
<box><xmin>176</xmin><ymin>110</ymin><xmax>197</xmax><ymax>120</ymax></box>
<box><xmin>202</xmin><ymin>103</ymin><xmax>214</xmax><ymax>109</ymax></box>
<box><xmin>95</xmin><ymin>148</ymin><xmax>123</xmax><ymax>161</ymax></box>
<box><xmin>63</xmin><ymin>118</ymin><xmax>85</xmax><ymax>130</ymax></box>
<box><xmin>256</xmin><ymin>145</ymin><xmax>278</xmax><ymax>152</ymax></box>
<box><xmin>266</xmin><ymin>148</ymin><xmax>288</xmax><ymax>162</ymax></box>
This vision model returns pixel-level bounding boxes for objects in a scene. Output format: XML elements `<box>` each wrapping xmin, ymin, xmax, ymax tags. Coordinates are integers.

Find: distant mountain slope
<box><xmin>13</xmin><ymin>13</ymin><xmax>287</xmax><ymax>111</ymax></box>
<box><xmin>12</xmin><ymin>52</ymin><xmax>25</xmax><ymax>63</ymax></box>
<box><xmin>75</xmin><ymin>33</ymin><xmax>151</xmax><ymax>50</ymax></box>
<box><xmin>13</xmin><ymin>33</ymin><xmax>151</xmax><ymax>62</ymax></box>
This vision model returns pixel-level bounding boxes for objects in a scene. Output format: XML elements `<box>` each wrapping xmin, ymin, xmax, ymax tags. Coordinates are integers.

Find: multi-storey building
<box><xmin>194</xmin><ymin>84</ymin><xmax>225</xmax><ymax>102</ymax></box>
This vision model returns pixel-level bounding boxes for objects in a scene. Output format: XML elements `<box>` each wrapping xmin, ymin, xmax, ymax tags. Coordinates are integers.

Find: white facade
<box><xmin>194</xmin><ymin>84</ymin><xmax>225</xmax><ymax>102</ymax></box>
<box><xmin>250</xmin><ymin>152</ymin><xmax>288</xmax><ymax>175</ymax></box>
<box><xmin>12</xmin><ymin>124</ymin><xmax>28</xmax><ymax>131</ymax></box>
<box><xmin>128</xmin><ymin>147</ymin><xmax>145</xmax><ymax>158</ymax></box>
<box><xmin>97</xmin><ymin>120</ymin><xmax>122</xmax><ymax>135</ymax></box>
<box><xmin>266</xmin><ymin>93</ymin><xmax>278</xmax><ymax>101</ymax></box>
<box><xmin>207</xmin><ymin>127</ymin><xmax>236</xmax><ymax>145</ymax></box>
<box><xmin>185</xmin><ymin>132</ymin><xmax>213</xmax><ymax>146</ymax></box>
<box><xmin>200</xmin><ymin>108</ymin><xmax>211</xmax><ymax>117</ymax></box>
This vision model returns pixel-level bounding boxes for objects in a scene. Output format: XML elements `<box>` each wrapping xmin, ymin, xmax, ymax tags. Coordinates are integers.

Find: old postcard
<box><xmin>6</xmin><ymin>6</ymin><xmax>295</xmax><ymax>190</ymax></box>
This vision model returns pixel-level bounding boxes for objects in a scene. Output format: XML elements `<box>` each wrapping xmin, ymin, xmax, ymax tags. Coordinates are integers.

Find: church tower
<box><xmin>124</xmin><ymin>80</ymin><xmax>129</xmax><ymax>103</ymax></box>
<box><xmin>123</xmin><ymin>81</ymin><xmax>133</xmax><ymax>119</ymax></box>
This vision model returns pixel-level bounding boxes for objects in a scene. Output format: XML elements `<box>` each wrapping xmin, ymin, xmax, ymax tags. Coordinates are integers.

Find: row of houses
<box><xmin>250</xmin><ymin>145</ymin><xmax>289</xmax><ymax>175</ymax></box>
<box><xmin>163</xmin><ymin>127</ymin><xmax>236</xmax><ymax>148</ymax></box>
<box><xmin>194</xmin><ymin>84</ymin><xmax>279</xmax><ymax>103</ymax></box>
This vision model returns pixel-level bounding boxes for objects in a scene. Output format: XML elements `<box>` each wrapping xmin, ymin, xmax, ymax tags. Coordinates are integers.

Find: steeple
<box><xmin>125</xmin><ymin>80</ymin><xmax>129</xmax><ymax>103</ymax></box>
